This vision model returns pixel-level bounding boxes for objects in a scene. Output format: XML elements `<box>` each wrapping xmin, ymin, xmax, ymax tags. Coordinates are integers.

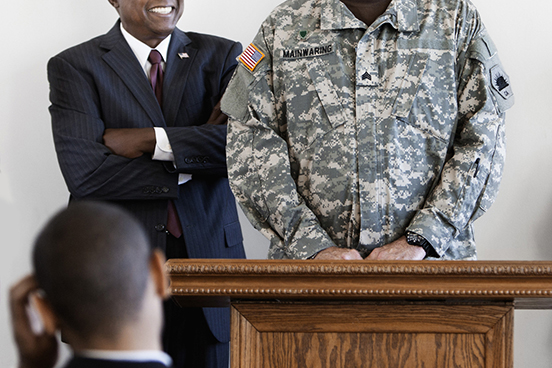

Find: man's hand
<box><xmin>206</xmin><ymin>101</ymin><xmax>228</xmax><ymax>125</ymax></box>
<box><xmin>103</xmin><ymin>128</ymin><xmax>156</xmax><ymax>158</ymax></box>
<box><xmin>366</xmin><ymin>236</ymin><xmax>426</xmax><ymax>260</ymax></box>
<box><xmin>9</xmin><ymin>275</ymin><xmax>58</xmax><ymax>368</ymax></box>
<box><xmin>314</xmin><ymin>246</ymin><xmax>363</xmax><ymax>260</ymax></box>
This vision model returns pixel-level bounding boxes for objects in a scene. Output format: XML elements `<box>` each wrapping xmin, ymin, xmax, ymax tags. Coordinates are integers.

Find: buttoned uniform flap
<box><xmin>224</xmin><ymin>221</ymin><xmax>243</xmax><ymax>248</ymax></box>
<box><xmin>391</xmin><ymin>52</ymin><xmax>430</xmax><ymax>119</ymax></box>
<box><xmin>305</xmin><ymin>56</ymin><xmax>348</xmax><ymax>130</ymax></box>
<box><xmin>275</xmin><ymin>51</ymin><xmax>348</xmax><ymax>149</ymax></box>
<box><xmin>467</xmin><ymin>32</ymin><xmax>514</xmax><ymax>114</ymax></box>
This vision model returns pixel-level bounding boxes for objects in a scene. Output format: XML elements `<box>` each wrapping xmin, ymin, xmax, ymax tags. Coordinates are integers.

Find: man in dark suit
<box><xmin>10</xmin><ymin>202</ymin><xmax>171</xmax><ymax>368</ymax></box>
<box><xmin>47</xmin><ymin>0</ymin><xmax>246</xmax><ymax>367</ymax></box>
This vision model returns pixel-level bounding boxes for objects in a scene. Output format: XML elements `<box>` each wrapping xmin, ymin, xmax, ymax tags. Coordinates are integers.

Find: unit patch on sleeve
<box><xmin>239</xmin><ymin>44</ymin><xmax>265</xmax><ymax>72</ymax></box>
<box><xmin>490</xmin><ymin>65</ymin><xmax>513</xmax><ymax>100</ymax></box>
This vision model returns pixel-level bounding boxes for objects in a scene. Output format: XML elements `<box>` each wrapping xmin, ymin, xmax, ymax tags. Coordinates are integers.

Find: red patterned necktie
<box><xmin>148</xmin><ymin>50</ymin><xmax>164</xmax><ymax>106</ymax></box>
<box><xmin>148</xmin><ymin>50</ymin><xmax>182</xmax><ymax>238</ymax></box>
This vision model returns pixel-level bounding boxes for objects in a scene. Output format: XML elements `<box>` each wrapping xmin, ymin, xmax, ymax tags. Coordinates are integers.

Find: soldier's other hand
<box><xmin>9</xmin><ymin>275</ymin><xmax>58</xmax><ymax>368</ymax></box>
<box><xmin>366</xmin><ymin>237</ymin><xmax>426</xmax><ymax>260</ymax></box>
<box><xmin>313</xmin><ymin>247</ymin><xmax>363</xmax><ymax>260</ymax></box>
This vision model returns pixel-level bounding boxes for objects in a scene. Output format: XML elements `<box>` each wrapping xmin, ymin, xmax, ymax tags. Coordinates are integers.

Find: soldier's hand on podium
<box><xmin>313</xmin><ymin>247</ymin><xmax>363</xmax><ymax>260</ymax></box>
<box><xmin>366</xmin><ymin>237</ymin><xmax>426</xmax><ymax>260</ymax></box>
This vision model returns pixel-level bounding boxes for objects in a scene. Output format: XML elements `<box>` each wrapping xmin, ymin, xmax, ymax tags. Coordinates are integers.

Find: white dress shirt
<box><xmin>78</xmin><ymin>349</ymin><xmax>172</xmax><ymax>366</ymax></box>
<box><xmin>120</xmin><ymin>24</ymin><xmax>191</xmax><ymax>185</ymax></box>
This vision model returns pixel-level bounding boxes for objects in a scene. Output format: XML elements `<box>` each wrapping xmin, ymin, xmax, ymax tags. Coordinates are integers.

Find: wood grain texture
<box><xmin>484</xmin><ymin>307</ymin><xmax>514</xmax><ymax>368</ymax></box>
<box><xmin>232</xmin><ymin>302</ymin><xmax>511</xmax><ymax>334</ymax></box>
<box><xmin>165</xmin><ymin>261</ymin><xmax>532</xmax><ymax>367</ymax></box>
<box><xmin>259</xmin><ymin>332</ymin><xmax>485</xmax><ymax>368</ymax></box>
<box><xmin>166</xmin><ymin>260</ymin><xmax>552</xmax><ymax>308</ymax></box>
<box><xmin>230</xmin><ymin>301</ymin><xmax>513</xmax><ymax>368</ymax></box>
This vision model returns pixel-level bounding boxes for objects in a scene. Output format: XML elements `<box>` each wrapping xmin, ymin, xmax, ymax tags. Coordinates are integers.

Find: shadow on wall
<box><xmin>536</xmin><ymin>198</ymin><xmax>552</xmax><ymax>260</ymax></box>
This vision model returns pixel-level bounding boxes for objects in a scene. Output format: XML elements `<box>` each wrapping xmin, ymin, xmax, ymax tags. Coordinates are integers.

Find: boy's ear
<box><xmin>150</xmin><ymin>249</ymin><xmax>169</xmax><ymax>299</ymax></box>
<box><xmin>32</xmin><ymin>294</ymin><xmax>59</xmax><ymax>336</ymax></box>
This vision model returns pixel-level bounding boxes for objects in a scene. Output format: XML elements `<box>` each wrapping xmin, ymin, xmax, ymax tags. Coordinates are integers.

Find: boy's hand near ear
<box><xmin>9</xmin><ymin>275</ymin><xmax>58</xmax><ymax>368</ymax></box>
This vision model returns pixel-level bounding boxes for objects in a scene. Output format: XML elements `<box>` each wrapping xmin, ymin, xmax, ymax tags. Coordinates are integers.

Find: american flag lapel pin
<box><xmin>178</xmin><ymin>52</ymin><xmax>190</xmax><ymax>59</ymax></box>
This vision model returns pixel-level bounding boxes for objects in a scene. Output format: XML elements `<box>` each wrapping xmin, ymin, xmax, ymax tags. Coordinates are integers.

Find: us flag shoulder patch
<box><xmin>239</xmin><ymin>44</ymin><xmax>265</xmax><ymax>72</ymax></box>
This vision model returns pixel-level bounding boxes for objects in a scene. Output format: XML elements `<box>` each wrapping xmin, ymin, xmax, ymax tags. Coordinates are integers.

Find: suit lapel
<box><xmin>163</xmin><ymin>29</ymin><xmax>198</xmax><ymax>127</ymax></box>
<box><xmin>100</xmin><ymin>22</ymin><xmax>166</xmax><ymax>128</ymax></box>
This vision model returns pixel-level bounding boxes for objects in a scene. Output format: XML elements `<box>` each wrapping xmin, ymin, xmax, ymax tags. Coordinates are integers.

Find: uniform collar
<box><xmin>320</xmin><ymin>0</ymin><xmax>420</xmax><ymax>33</ymax></box>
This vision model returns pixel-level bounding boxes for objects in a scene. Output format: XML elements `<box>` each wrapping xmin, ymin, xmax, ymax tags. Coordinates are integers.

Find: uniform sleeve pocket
<box><xmin>224</xmin><ymin>221</ymin><xmax>243</xmax><ymax>248</ymax></box>
<box><xmin>467</xmin><ymin>32</ymin><xmax>514</xmax><ymax>114</ymax></box>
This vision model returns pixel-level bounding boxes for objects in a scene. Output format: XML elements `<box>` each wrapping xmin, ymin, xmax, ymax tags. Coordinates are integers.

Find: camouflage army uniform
<box><xmin>222</xmin><ymin>0</ymin><xmax>513</xmax><ymax>260</ymax></box>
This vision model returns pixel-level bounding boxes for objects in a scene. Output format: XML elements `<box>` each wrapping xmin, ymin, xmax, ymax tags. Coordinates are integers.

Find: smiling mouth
<box><xmin>148</xmin><ymin>6</ymin><xmax>174</xmax><ymax>15</ymax></box>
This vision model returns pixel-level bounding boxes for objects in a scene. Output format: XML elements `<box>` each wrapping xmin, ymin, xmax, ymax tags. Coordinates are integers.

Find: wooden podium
<box><xmin>166</xmin><ymin>260</ymin><xmax>552</xmax><ymax>368</ymax></box>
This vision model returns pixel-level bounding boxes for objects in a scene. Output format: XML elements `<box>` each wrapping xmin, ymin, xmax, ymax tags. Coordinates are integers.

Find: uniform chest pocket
<box><xmin>283</xmin><ymin>57</ymin><xmax>348</xmax><ymax>148</ymax></box>
<box><xmin>306</xmin><ymin>57</ymin><xmax>348</xmax><ymax>130</ymax></box>
<box><xmin>390</xmin><ymin>52</ymin><xmax>430</xmax><ymax>119</ymax></box>
<box><xmin>389</xmin><ymin>52</ymin><xmax>457</xmax><ymax>142</ymax></box>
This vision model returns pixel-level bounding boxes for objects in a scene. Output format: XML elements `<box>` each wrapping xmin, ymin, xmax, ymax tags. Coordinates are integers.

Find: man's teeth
<box><xmin>149</xmin><ymin>7</ymin><xmax>172</xmax><ymax>14</ymax></box>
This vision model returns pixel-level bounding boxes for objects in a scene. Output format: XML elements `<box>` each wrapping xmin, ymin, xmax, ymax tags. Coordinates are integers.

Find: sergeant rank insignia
<box><xmin>239</xmin><ymin>44</ymin><xmax>265</xmax><ymax>72</ymax></box>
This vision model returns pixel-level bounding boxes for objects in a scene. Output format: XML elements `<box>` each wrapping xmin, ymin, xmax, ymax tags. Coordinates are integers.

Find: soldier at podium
<box><xmin>222</xmin><ymin>0</ymin><xmax>513</xmax><ymax>261</ymax></box>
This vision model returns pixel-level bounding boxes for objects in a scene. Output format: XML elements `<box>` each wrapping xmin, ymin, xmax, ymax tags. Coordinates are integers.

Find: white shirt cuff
<box><xmin>178</xmin><ymin>174</ymin><xmax>192</xmax><ymax>185</ymax></box>
<box><xmin>152</xmin><ymin>127</ymin><xmax>192</xmax><ymax>185</ymax></box>
<box><xmin>152</xmin><ymin>127</ymin><xmax>174</xmax><ymax>161</ymax></box>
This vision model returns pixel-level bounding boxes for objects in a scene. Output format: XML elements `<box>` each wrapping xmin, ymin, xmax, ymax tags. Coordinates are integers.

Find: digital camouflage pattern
<box><xmin>222</xmin><ymin>0</ymin><xmax>513</xmax><ymax>260</ymax></box>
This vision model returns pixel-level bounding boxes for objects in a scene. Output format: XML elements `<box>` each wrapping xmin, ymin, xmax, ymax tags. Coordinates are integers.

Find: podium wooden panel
<box><xmin>166</xmin><ymin>260</ymin><xmax>552</xmax><ymax>368</ymax></box>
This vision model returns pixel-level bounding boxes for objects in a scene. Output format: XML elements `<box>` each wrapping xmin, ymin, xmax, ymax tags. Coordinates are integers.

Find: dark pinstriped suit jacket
<box><xmin>47</xmin><ymin>22</ymin><xmax>246</xmax><ymax>342</ymax></box>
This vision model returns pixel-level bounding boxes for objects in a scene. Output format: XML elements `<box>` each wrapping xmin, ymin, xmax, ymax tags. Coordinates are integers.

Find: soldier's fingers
<box><xmin>342</xmin><ymin>249</ymin><xmax>362</xmax><ymax>260</ymax></box>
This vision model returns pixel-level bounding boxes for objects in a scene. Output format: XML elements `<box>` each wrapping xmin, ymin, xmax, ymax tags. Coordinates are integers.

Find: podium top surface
<box><xmin>166</xmin><ymin>260</ymin><xmax>552</xmax><ymax>309</ymax></box>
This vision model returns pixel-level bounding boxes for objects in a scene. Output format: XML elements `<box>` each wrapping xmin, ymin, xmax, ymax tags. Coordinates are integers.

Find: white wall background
<box><xmin>0</xmin><ymin>0</ymin><xmax>550</xmax><ymax>366</ymax></box>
